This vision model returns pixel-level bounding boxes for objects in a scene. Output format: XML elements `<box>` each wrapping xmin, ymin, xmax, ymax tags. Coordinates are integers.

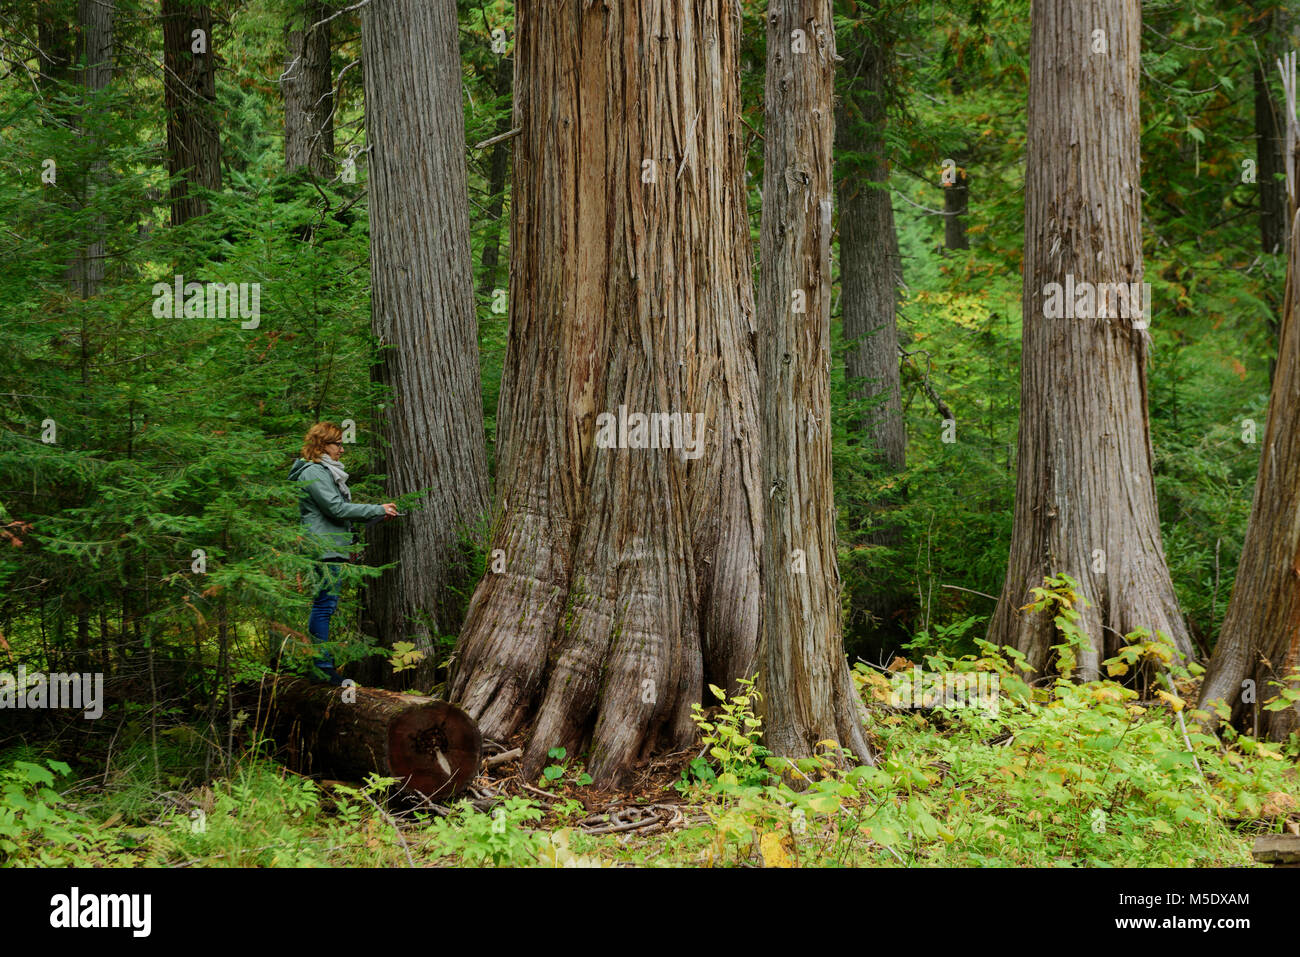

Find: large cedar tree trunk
<box><xmin>1199</xmin><ymin>70</ymin><xmax>1300</xmax><ymax>741</ymax></box>
<box><xmin>988</xmin><ymin>0</ymin><xmax>1191</xmax><ymax>677</ymax></box>
<box><xmin>283</xmin><ymin>0</ymin><xmax>334</xmax><ymax>178</ymax></box>
<box><xmin>758</xmin><ymin>1</ymin><xmax>871</xmax><ymax>763</ymax></box>
<box><xmin>161</xmin><ymin>0</ymin><xmax>221</xmax><ymax>226</ymax></box>
<box><xmin>449</xmin><ymin>0</ymin><xmax>763</xmax><ymax>786</ymax></box>
<box><xmin>360</xmin><ymin>0</ymin><xmax>490</xmax><ymax>688</ymax></box>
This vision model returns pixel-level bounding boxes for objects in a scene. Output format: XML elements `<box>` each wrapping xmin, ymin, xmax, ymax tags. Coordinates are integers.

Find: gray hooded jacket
<box><xmin>289</xmin><ymin>457</ymin><xmax>386</xmax><ymax>560</ymax></box>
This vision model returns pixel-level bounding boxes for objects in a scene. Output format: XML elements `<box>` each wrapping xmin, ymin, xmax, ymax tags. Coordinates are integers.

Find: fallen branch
<box><xmin>483</xmin><ymin>747</ymin><xmax>523</xmax><ymax>768</ymax></box>
<box><xmin>474</xmin><ymin>126</ymin><xmax>522</xmax><ymax>151</ymax></box>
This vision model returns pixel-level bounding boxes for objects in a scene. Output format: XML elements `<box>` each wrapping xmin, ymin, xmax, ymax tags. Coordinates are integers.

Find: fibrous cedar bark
<box><xmin>283</xmin><ymin>0</ymin><xmax>334</xmax><ymax>178</ymax></box>
<box><xmin>161</xmin><ymin>0</ymin><xmax>221</xmax><ymax>226</ymax></box>
<box><xmin>360</xmin><ymin>0</ymin><xmax>489</xmax><ymax>688</ymax></box>
<box><xmin>449</xmin><ymin>0</ymin><xmax>764</xmax><ymax>786</ymax></box>
<box><xmin>1199</xmin><ymin>58</ymin><xmax>1300</xmax><ymax>741</ymax></box>
<box><xmin>249</xmin><ymin>676</ymin><xmax>481</xmax><ymax>799</ymax></box>
<box><xmin>757</xmin><ymin>0</ymin><xmax>871</xmax><ymax>763</ymax></box>
<box><xmin>988</xmin><ymin>0</ymin><xmax>1191</xmax><ymax>677</ymax></box>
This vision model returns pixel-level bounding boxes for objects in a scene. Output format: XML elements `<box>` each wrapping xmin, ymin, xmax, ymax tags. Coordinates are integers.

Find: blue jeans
<box><xmin>308</xmin><ymin>561</ymin><xmax>345</xmax><ymax>679</ymax></box>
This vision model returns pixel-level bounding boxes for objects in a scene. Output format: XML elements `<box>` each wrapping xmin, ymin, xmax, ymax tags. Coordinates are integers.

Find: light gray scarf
<box><xmin>319</xmin><ymin>453</ymin><xmax>352</xmax><ymax>500</ymax></box>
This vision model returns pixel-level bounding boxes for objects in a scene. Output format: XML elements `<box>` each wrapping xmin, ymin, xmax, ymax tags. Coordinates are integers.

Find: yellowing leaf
<box><xmin>1155</xmin><ymin>689</ymin><xmax>1185</xmax><ymax>712</ymax></box>
<box><xmin>759</xmin><ymin>832</ymin><xmax>793</xmax><ymax>868</ymax></box>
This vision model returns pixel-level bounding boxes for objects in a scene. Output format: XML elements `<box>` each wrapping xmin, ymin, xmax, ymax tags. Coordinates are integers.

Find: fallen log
<box><xmin>1252</xmin><ymin>834</ymin><xmax>1300</xmax><ymax>867</ymax></box>
<box><xmin>246</xmin><ymin>675</ymin><xmax>481</xmax><ymax>800</ymax></box>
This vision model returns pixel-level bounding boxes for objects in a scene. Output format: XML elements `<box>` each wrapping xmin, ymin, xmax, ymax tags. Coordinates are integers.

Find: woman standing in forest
<box><xmin>289</xmin><ymin>422</ymin><xmax>397</xmax><ymax>684</ymax></box>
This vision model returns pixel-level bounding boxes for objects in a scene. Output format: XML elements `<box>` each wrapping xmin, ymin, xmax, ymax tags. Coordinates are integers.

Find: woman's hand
<box><xmin>382</xmin><ymin>502</ymin><xmax>399</xmax><ymax>517</ymax></box>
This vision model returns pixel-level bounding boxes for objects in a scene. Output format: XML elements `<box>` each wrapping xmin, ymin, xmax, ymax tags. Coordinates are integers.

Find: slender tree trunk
<box><xmin>37</xmin><ymin>4</ymin><xmax>74</xmax><ymax>95</ymax></box>
<box><xmin>988</xmin><ymin>0</ymin><xmax>1191</xmax><ymax>678</ymax></box>
<box><xmin>1199</xmin><ymin>68</ymin><xmax>1300</xmax><ymax>741</ymax></box>
<box><xmin>476</xmin><ymin>56</ymin><xmax>512</xmax><ymax>302</ymax></box>
<box><xmin>283</xmin><ymin>0</ymin><xmax>334</xmax><ymax>178</ymax></box>
<box><xmin>161</xmin><ymin>0</ymin><xmax>221</xmax><ymax>226</ymax></box>
<box><xmin>758</xmin><ymin>1</ymin><xmax>871</xmax><ymax>763</ymax></box>
<box><xmin>1254</xmin><ymin>2</ymin><xmax>1290</xmax><ymax>259</ymax></box>
<box><xmin>1253</xmin><ymin>3</ymin><xmax>1292</xmax><ymax>383</ymax></box>
<box><xmin>360</xmin><ymin>0</ymin><xmax>489</xmax><ymax>688</ymax></box>
<box><xmin>449</xmin><ymin>0</ymin><xmax>764</xmax><ymax>786</ymax></box>
<box><xmin>837</xmin><ymin>19</ymin><xmax>904</xmax><ymax>469</ymax></box>
<box><xmin>68</xmin><ymin>0</ymin><xmax>113</xmax><ymax>298</ymax></box>
<box><xmin>943</xmin><ymin>151</ymin><xmax>969</xmax><ymax>251</ymax></box>
<box><xmin>835</xmin><ymin>6</ymin><xmax>909</xmax><ymax>649</ymax></box>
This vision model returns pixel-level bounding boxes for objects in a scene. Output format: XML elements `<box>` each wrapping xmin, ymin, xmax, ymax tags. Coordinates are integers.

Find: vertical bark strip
<box><xmin>284</xmin><ymin>0</ymin><xmax>334</xmax><ymax>178</ymax></box>
<box><xmin>450</xmin><ymin>0</ymin><xmax>763</xmax><ymax>786</ymax></box>
<box><xmin>757</xmin><ymin>1</ymin><xmax>871</xmax><ymax>763</ymax></box>
<box><xmin>989</xmin><ymin>0</ymin><xmax>1191</xmax><ymax>677</ymax></box>
<box><xmin>361</xmin><ymin>0</ymin><xmax>489</xmax><ymax>686</ymax></box>
<box><xmin>161</xmin><ymin>0</ymin><xmax>221</xmax><ymax>226</ymax></box>
<box><xmin>1199</xmin><ymin>67</ymin><xmax>1300</xmax><ymax>741</ymax></box>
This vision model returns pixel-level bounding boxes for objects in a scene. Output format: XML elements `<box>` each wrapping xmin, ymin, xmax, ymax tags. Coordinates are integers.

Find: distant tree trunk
<box><xmin>758</xmin><ymin>1</ymin><xmax>871</xmax><ymax>763</ymax></box>
<box><xmin>1253</xmin><ymin>2</ymin><xmax>1292</xmax><ymax>384</ymax></box>
<box><xmin>1199</xmin><ymin>72</ymin><xmax>1300</xmax><ymax>742</ymax></box>
<box><xmin>836</xmin><ymin>5</ymin><xmax>908</xmax><ymax>648</ymax></box>
<box><xmin>161</xmin><ymin>0</ymin><xmax>221</xmax><ymax>225</ymax></box>
<box><xmin>68</xmin><ymin>0</ymin><xmax>113</xmax><ymax>298</ymax></box>
<box><xmin>449</xmin><ymin>0</ymin><xmax>763</xmax><ymax>786</ymax></box>
<box><xmin>476</xmin><ymin>55</ymin><xmax>512</xmax><ymax>302</ymax></box>
<box><xmin>943</xmin><ymin>151</ymin><xmax>969</xmax><ymax>251</ymax></box>
<box><xmin>837</xmin><ymin>21</ymin><xmax>904</xmax><ymax>469</ymax></box>
<box><xmin>36</xmin><ymin>3</ymin><xmax>74</xmax><ymax>95</ymax></box>
<box><xmin>283</xmin><ymin>0</ymin><xmax>334</xmax><ymax>177</ymax></box>
<box><xmin>989</xmin><ymin>0</ymin><xmax>1191</xmax><ymax>678</ymax></box>
<box><xmin>360</xmin><ymin>0</ymin><xmax>489</xmax><ymax>689</ymax></box>
<box><xmin>1254</xmin><ymin>2</ymin><xmax>1289</xmax><ymax>259</ymax></box>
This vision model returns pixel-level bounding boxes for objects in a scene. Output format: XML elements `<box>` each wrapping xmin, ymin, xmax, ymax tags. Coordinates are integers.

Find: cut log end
<box><xmin>388</xmin><ymin>701</ymin><xmax>482</xmax><ymax>800</ymax></box>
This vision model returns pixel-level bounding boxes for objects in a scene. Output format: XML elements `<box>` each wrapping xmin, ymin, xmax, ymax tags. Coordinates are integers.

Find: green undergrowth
<box><xmin>3</xmin><ymin>605</ymin><xmax>1296</xmax><ymax>868</ymax></box>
